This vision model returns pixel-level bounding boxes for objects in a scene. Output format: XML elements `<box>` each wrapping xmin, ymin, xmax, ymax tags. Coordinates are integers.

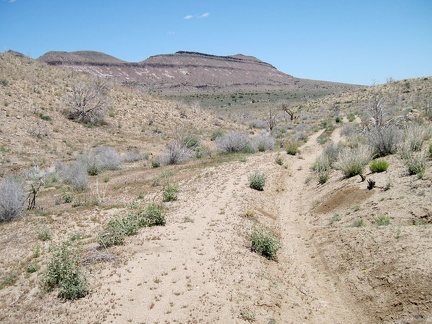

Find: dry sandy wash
<box><xmin>1</xmin><ymin>128</ymin><xmax>432</xmax><ymax>323</ymax></box>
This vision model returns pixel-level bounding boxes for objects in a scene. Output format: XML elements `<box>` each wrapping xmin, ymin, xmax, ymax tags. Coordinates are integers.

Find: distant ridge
<box><xmin>37</xmin><ymin>50</ymin><xmax>360</xmax><ymax>93</ymax></box>
<box><xmin>38</xmin><ymin>50</ymin><xmax>126</xmax><ymax>65</ymax></box>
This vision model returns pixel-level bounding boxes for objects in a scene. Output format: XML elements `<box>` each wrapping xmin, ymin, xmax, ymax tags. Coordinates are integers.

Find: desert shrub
<box><xmin>162</xmin><ymin>182</ymin><xmax>179</xmax><ymax>202</ymax></box>
<box><xmin>0</xmin><ymin>176</ymin><xmax>26</xmax><ymax>221</ymax></box>
<box><xmin>182</xmin><ymin>134</ymin><xmax>200</xmax><ymax>149</ymax></box>
<box><xmin>215</xmin><ymin>131</ymin><xmax>251</xmax><ymax>153</ymax></box>
<box><xmin>275</xmin><ymin>155</ymin><xmax>283</xmax><ymax>165</ymax></box>
<box><xmin>322</xmin><ymin>142</ymin><xmax>343</xmax><ymax>165</ymax></box>
<box><xmin>27</xmin><ymin>264</ymin><xmax>38</xmax><ymax>273</ymax></box>
<box><xmin>375</xmin><ymin>215</ymin><xmax>391</xmax><ymax>226</ymax></box>
<box><xmin>248</xmin><ymin>119</ymin><xmax>267</xmax><ymax>129</ymax></box>
<box><xmin>251</xmin><ymin>226</ymin><xmax>281</xmax><ymax>260</ymax></box>
<box><xmin>38</xmin><ymin>226</ymin><xmax>52</xmax><ymax>241</ymax></box>
<box><xmin>63</xmin><ymin>80</ymin><xmax>111</xmax><ymax>125</ymax></box>
<box><xmin>121</xmin><ymin>149</ymin><xmax>148</xmax><ymax>163</ymax></box>
<box><xmin>139</xmin><ymin>204</ymin><xmax>165</xmax><ymax>227</ymax></box>
<box><xmin>313</xmin><ymin>154</ymin><xmax>331</xmax><ymax>172</ymax></box>
<box><xmin>98</xmin><ymin>218</ymin><xmax>129</xmax><ymax>247</ymax></box>
<box><xmin>285</xmin><ymin>142</ymin><xmax>300</xmax><ymax>155</ymax></box>
<box><xmin>352</xmin><ymin>218</ymin><xmax>365</xmax><ymax>227</ymax></box>
<box><xmin>160</xmin><ymin>140</ymin><xmax>193</xmax><ymax>165</ymax></box>
<box><xmin>252</xmin><ymin>134</ymin><xmax>275</xmax><ymax>152</ymax></box>
<box><xmin>99</xmin><ymin>204</ymin><xmax>165</xmax><ymax>247</ymax></box>
<box><xmin>248</xmin><ymin>172</ymin><xmax>266</xmax><ymax>191</ymax></box>
<box><xmin>403</xmin><ymin>123</ymin><xmax>430</xmax><ymax>152</ymax></box>
<box><xmin>335</xmin><ymin>146</ymin><xmax>371</xmax><ymax>178</ymax></box>
<box><xmin>78</xmin><ymin>146</ymin><xmax>120</xmax><ymax>175</ymax></box>
<box><xmin>405</xmin><ymin>153</ymin><xmax>426</xmax><ymax>179</ymax></box>
<box><xmin>210</xmin><ymin>129</ymin><xmax>224</xmax><ymax>141</ymax></box>
<box><xmin>369</xmin><ymin>159</ymin><xmax>389</xmax><ymax>173</ymax></box>
<box><xmin>313</xmin><ymin>155</ymin><xmax>332</xmax><ymax>184</ymax></box>
<box><xmin>57</xmin><ymin>162</ymin><xmax>88</xmax><ymax>191</ymax></box>
<box><xmin>429</xmin><ymin>143</ymin><xmax>432</xmax><ymax>158</ymax></box>
<box><xmin>366</xmin><ymin>125</ymin><xmax>402</xmax><ymax>157</ymax></box>
<box><xmin>0</xmin><ymin>273</ymin><xmax>18</xmax><ymax>289</ymax></box>
<box><xmin>44</xmin><ymin>240</ymin><xmax>89</xmax><ymax>300</ymax></box>
<box><xmin>340</xmin><ymin>123</ymin><xmax>357</xmax><ymax>137</ymax></box>
<box><xmin>151</xmin><ymin>158</ymin><xmax>161</xmax><ymax>168</ymax></box>
<box><xmin>317</xmin><ymin>170</ymin><xmax>330</xmax><ymax>184</ymax></box>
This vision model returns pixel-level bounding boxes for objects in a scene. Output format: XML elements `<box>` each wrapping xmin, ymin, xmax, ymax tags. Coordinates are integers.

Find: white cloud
<box><xmin>184</xmin><ymin>15</ymin><xmax>193</xmax><ymax>20</ymax></box>
<box><xmin>9</xmin><ymin>0</ymin><xmax>17</xmax><ymax>3</ymax></box>
<box><xmin>199</xmin><ymin>12</ymin><xmax>209</xmax><ymax>18</ymax></box>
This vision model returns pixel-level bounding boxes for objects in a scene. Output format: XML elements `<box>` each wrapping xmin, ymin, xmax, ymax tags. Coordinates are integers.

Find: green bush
<box><xmin>248</xmin><ymin>172</ymin><xmax>266</xmax><ymax>191</ymax></box>
<box><xmin>375</xmin><ymin>215</ymin><xmax>391</xmax><ymax>226</ymax></box>
<box><xmin>251</xmin><ymin>226</ymin><xmax>281</xmax><ymax>260</ymax></box>
<box><xmin>44</xmin><ymin>240</ymin><xmax>89</xmax><ymax>300</ymax></box>
<box><xmin>405</xmin><ymin>153</ymin><xmax>426</xmax><ymax>179</ymax></box>
<box><xmin>318</xmin><ymin>170</ymin><xmax>330</xmax><ymax>184</ymax></box>
<box><xmin>369</xmin><ymin>159</ymin><xmax>389</xmax><ymax>173</ymax></box>
<box><xmin>285</xmin><ymin>142</ymin><xmax>300</xmax><ymax>155</ymax></box>
<box><xmin>99</xmin><ymin>215</ymin><xmax>138</xmax><ymax>247</ymax></box>
<box><xmin>99</xmin><ymin>204</ymin><xmax>165</xmax><ymax>247</ymax></box>
<box><xmin>275</xmin><ymin>155</ymin><xmax>283</xmax><ymax>166</ymax></box>
<box><xmin>151</xmin><ymin>159</ymin><xmax>160</xmax><ymax>168</ymax></box>
<box><xmin>27</xmin><ymin>264</ymin><xmax>38</xmax><ymax>273</ymax></box>
<box><xmin>38</xmin><ymin>226</ymin><xmax>52</xmax><ymax>241</ymax></box>
<box><xmin>138</xmin><ymin>204</ymin><xmax>166</xmax><ymax>227</ymax></box>
<box><xmin>182</xmin><ymin>134</ymin><xmax>200</xmax><ymax>149</ymax></box>
<box><xmin>352</xmin><ymin>219</ymin><xmax>365</xmax><ymax>227</ymax></box>
<box><xmin>210</xmin><ymin>129</ymin><xmax>224</xmax><ymax>141</ymax></box>
<box><xmin>162</xmin><ymin>182</ymin><xmax>179</xmax><ymax>202</ymax></box>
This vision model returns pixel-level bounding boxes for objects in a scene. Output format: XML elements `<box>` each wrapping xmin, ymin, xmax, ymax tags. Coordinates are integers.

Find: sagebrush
<box><xmin>0</xmin><ymin>176</ymin><xmax>26</xmax><ymax>221</ymax></box>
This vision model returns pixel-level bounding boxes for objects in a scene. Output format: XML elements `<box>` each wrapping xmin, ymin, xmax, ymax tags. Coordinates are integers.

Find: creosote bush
<box><xmin>44</xmin><ymin>240</ymin><xmax>89</xmax><ymax>300</ymax></box>
<box><xmin>369</xmin><ymin>159</ymin><xmax>389</xmax><ymax>173</ymax></box>
<box><xmin>251</xmin><ymin>226</ymin><xmax>281</xmax><ymax>260</ymax></box>
<box><xmin>248</xmin><ymin>172</ymin><xmax>266</xmax><ymax>191</ymax></box>
<box><xmin>0</xmin><ymin>176</ymin><xmax>26</xmax><ymax>221</ymax></box>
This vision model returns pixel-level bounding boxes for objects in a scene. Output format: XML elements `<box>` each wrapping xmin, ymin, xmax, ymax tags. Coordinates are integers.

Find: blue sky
<box><xmin>1</xmin><ymin>0</ymin><xmax>431</xmax><ymax>85</ymax></box>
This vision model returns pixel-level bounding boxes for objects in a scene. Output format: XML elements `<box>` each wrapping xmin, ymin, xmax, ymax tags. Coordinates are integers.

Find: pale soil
<box><xmin>1</xmin><ymin>128</ymin><xmax>432</xmax><ymax>323</ymax></box>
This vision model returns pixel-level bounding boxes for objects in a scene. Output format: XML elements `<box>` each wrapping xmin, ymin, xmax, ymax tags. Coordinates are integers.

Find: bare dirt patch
<box><xmin>314</xmin><ymin>187</ymin><xmax>374</xmax><ymax>214</ymax></box>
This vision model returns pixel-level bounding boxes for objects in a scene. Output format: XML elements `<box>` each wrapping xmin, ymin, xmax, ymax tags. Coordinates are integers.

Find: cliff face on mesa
<box><xmin>38</xmin><ymin>50</ymin><xmax>358</xmax><ymax>93</ymax></box>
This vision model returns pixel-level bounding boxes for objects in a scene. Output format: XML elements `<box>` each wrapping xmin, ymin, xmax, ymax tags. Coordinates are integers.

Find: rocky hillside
<box><xmin>37</xmin><ymin>50</ymin><xmax>360</xmax><ymax>93</ymax></box>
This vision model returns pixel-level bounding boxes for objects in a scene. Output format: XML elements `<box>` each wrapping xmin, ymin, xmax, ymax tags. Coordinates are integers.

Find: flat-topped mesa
<box><xmin>143</xmin><ymin>51</ymin><xmax>278</xmax><ymax>70</ymax></box>
<box><xmin>37</xmin><ymin>50</ymin><xmax>357</xmax><ymax>92</ymax></box>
